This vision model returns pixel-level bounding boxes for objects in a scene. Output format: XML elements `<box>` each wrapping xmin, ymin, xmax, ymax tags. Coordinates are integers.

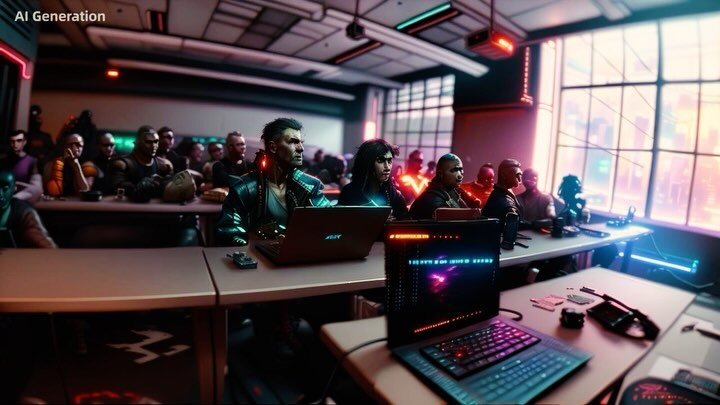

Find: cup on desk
<box><xmin>115</xmin><ymin>187</ymin><xmax>125</xmax><ymax>200</ymax></box>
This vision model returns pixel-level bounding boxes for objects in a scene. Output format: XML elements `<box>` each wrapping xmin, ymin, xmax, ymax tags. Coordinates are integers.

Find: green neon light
<box><xmin>395</xmin><ymin>3</ymin><xmax>452</xmax><ymax>30</ymax></box>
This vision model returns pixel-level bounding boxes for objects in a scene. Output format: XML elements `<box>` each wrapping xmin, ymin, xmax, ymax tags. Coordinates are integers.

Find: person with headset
<box><xmin>215</xmin><ymin>118</ymin><xmax>330</xmax><ymax>246</ymax></box>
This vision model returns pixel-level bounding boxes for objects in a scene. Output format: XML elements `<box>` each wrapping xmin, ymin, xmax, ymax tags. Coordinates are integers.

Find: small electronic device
<box><xmin>227</xmin><ymin>252</ymin><xmax>257</xmax><ymax>269</ymax></box>
<box><xmin>607</xmin><ymin>206</ymin><xmax>636</xmax><ymax>227</ymax></box>
<box><xmin>551</xmin><ymin>216</ymin><xmax>564</xmax><ymax>238</ymax></box>
<box><xmin>672</xmin><ymin>369</ymin><xmax>720</xmax><ymax>400</ymax></box>
<box><xmin>560</xmin><ymin>308</ymin><xmax>585</xmax><ymax>329</ymax></box>
<box><xmin>578</xmin><ymin>227</ymin><xmax>610</xmax><ymax>238</ymax></box>
<box><xmin>587</xmin><ymin>300</ymin><xmax>634</xmax><ymax>330</ymax></box>
<box><xmin>562</xmin><ymin>225</ymin><xmax>580</xmax><ymax>237</ymax></box>
<box><xmin>567</xmin><ymin>294</ymin><xmax>595</xmax><ymax>305</ymax></box>
<box><xmin>501</xmin><ymin>212</ymin><xmax>519</xmax><ymax>250</ymax></box>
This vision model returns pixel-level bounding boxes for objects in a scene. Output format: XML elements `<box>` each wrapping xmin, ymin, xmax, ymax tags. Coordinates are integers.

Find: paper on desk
<box><xmin>648</xmin><ymin>355</ymin><xmax>720</xmax><ymax>383</ymax></box>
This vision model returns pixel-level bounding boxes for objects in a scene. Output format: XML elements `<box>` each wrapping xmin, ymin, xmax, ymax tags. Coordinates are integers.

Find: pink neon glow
<box><xmin>0</xmin><ymin>45</ymin><xmax>31</xmax><ymax>79</ymax></box>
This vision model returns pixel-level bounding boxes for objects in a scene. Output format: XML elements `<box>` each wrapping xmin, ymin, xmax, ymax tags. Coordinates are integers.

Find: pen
<box><xmin>515</xmin><ymin>241</ymin><xmax>529</xmax><ymax>248</ymax></box>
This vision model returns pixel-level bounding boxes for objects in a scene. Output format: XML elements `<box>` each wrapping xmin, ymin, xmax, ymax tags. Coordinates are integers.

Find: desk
<box><xmin>320</xmin><ymin>268</ymin><xmax>695</xmax><ymax>404</ymax></box>
<box><xmin>619</xmin><ymin>294</ymin><xmax>720</xmax><ymax>402</ymax></box>
<box><xmin>0</xmin><ymin>247</ymin><xmax>218</xmax><ymax>404</ymax></box>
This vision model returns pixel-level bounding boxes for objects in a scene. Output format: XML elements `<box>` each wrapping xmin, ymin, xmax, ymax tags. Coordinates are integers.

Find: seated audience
<box><xmin>0</xmin><ymin>170</ymin><xmax>56</xmax><ymax>247</ymax></box>
<box><xmin>409</xmin><ymin>153</ymin><xmax>478</xmax><ymax>220</ymax></box>
<box><xmin>517</xmin><ymin>168</ymin><xmax>555</xmax><ymax>222</ymax></box>
<box><xmin>0</xmin><ymin>130</ymin><xmax>42</xmax><ymax>202</ymax></box>
<box><xmin>212</xmin><ymin>131</ymin><xmax>251</xmax><ymax>188</ymax></box>
<box><xmin>216</xmin><ymin>118</ymin><xmax>330</xmax><ymax>246</ymax></box>
<box><xmin>110</xmin><ymin>126</ymin><xmax>173</xmax><ymax>202</ymax></box>
<box><xmin>317</xmin><ymin>155</ymin><xmax>350</xmax><ymax>189</ymax></box>
<box><xmin>157</xmin><ymin>126</ymin><xmax>187</xmax><ymax>172</ymax></box>
<box><xmin>26</xmin><ymin>105</ymin><xmax>54</xmax><ymax>162</ymax></box>
<box><xmin>556</xmin><ymin>174</ymin><xmax>588</xmax><ymax>225</ymax></box>
<box><xmin>460</xmin><ymin>163</ymin><xmax>494</xmax><ymax>207</ymax></box>
<box><xmin>424</xmin><ymin>160</ymin><xmax>436</xmax><ymax>178</ymax></box>
<box><xmin>339</xmin><ymin>139</ymin><xmax>408</xmax><ymax>220</ymax></box>
<box><xmin>187</xmin><ymin>141</ymin><xmax>206</xmax><ymax>173</ymax></box>
<box><xmin>481</xmin><ymin>158</ymin><xmax>524</xmax><ymax>229</ymax></box>
<box><xmin>396</xmin><ymin>149</ymin><xmax>429</xmax><ymax>205</ymax></box>
<box><xmin>43</xmin><ymin>133</ymin><xmax>94</xmax><ymax>197</ymax></box>
<box><xmin>89</xmin><ymin>133</ymin><xmax>117</xmax><ymax>194</ymax></box>
<box><xmin>202</xmin><ymin>142</ymin><xmax>224</xmax><ymax>182</ymax></box>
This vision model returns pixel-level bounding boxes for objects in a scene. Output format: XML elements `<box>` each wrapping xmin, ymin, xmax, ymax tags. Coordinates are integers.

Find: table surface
<box><xmin>320</xmin><ymin>267</ymin><xmax>695</xmax><ymax>405</ymax></box>
<box><xmin>205</xmin><ymin>224</ymin><xmax>651</xmax><ymax>307</ymax></box>
<box><xmin>0</xmin><ymin>247</ymin><xmax>216</xmax><ymax>312</ymax></box>
<box><xmin>35</xmin><ymin>196</ymin><xmax>222</xmax><ymax>214</ymax></box>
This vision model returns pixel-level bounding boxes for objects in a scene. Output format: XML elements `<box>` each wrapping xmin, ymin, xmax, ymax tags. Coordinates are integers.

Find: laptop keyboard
<box><xmin>421</xmin><ymin>320</ymin><xmax>540</xmax><ymax>379</ymax></box>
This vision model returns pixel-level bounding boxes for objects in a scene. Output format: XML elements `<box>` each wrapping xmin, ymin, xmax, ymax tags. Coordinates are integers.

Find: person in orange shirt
<box><xmin>460</xmin><ymin>162</ymin><xmax>495</xmax><ymax>207</ymax></box>
<box><xmin>43</xmin><ymin>133</ymin><xmax>95</xmax><ymax>197</ymax></box>
<box><xmin>396</xmin><ymin>149</ymin><xmax>429</xmax><ymax>204</ymax></box>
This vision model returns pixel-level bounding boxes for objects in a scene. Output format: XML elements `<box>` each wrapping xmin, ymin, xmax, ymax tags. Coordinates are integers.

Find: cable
<box><xmin>499</xmin><ymin>308</ymin><xmax>523</xmax><ymax>321</ymax></box>
<box><xmin>315</xmin><ymin>337</ymin><xmax>387</xmax><ymax>404</ymax></box>
<box><xmin>648</xmin><ymin>234</ymin><xmax>669</xmax><ymax>261</ymax></box>
<box><xmin>652</xmin><ymin>267</ymin><xmax>715</xmax><ymax>290</ymax></box>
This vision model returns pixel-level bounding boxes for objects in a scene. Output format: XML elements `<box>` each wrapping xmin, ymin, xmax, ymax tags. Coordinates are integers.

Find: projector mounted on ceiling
<box><xmin>466</xmin><ymin>0</ymin><xmax>515</xmax><ymax>60</ymax></box>
<box><xmin>467</xmin><ymin>29</ymin><xmax>515</xmax><ymax>60</ymax></box>
<box><xmin>346</xmin><ymin>20</ymin><xmax>366</xmax><ymax>40</ymax></box>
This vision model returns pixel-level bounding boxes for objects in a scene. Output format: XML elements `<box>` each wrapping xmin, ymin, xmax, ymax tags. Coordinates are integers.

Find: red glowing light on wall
<box><xmin>0</xmin><ymin>44</ymin><xmax>31</xmax><ymax>79</ymax></box>
<box><xmin>106</xmin><ymin>68</ymin><xmax>120</xmax><ymax>78</ymax></box>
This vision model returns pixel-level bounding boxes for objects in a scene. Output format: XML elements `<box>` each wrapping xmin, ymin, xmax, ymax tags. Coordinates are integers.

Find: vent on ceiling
<box><xmin>146</xmin><ymin>10</ymin><xmax>167</xmax><ymax>34</ymax></box>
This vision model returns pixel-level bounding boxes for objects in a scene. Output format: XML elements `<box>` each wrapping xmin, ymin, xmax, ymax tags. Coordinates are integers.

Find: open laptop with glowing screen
<box><xmin>385</xmin><ymin>220</ymin><xmax>591</xmax><ymax>404</ymax></box>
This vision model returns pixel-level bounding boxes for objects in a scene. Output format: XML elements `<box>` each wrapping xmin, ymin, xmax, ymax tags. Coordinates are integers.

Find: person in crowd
<box><xmin>460</xmin><ymin>163</ymin><xmax>495</xmax><ymax>207</ymax></box>
<box><xmin>73</xmin><ymin>110</ymin><xmax>98</xmax><ymax>162</ymax></box>
<box><xmin>396</xmin><ymin>149</ymin><xmax>429</xmax><ymax>204</ymax></box>
<box><xmin>88</xmin><ymin>133</ymin><xmax>117</xmax><ymax>195</ymax></box>
<box><xmin>43</xmin><ymin>133</ymin><xmax>94</xmax><ymax>197</ymax></box>
<box><xmin>517</xmin><ymin>168</ymin><xmax>555</xmax><ymax>222</ymax></box>
<box><xmin>0</xmin><ymin>170</ymin><xmax>56</xmax><ymax>247</ymax></box>
<box><xmin>339</xmin><ymin>139</ymin><xmax>408</xmax><ymax>220</ymax></box>
<box><xmin>25</xmin><ymin>105</ymin><xmax>54</xmax><ymax>162</ymax></box>
<box><xmin>212</xmin><ymin>131</ymin><xmax>251</xmax><ymax>188</ymax></box>
<box><xmin>308</xmin><ymin>148</ymin><xmax>324</xmax><ymax>175</ymax></box>
<box><xmin>409</xmin><ymin>153</ymin><xmax>478</xmax><ymax>220</ymax></box>
<box><xmin>481</xmin><ymin>159</ymin><xmax>524</xmax><ymax>229</ymax></box>
<box><xmin>0</xmin><ymin>130</ymin><xmax>42</xmax><ymax>202</ymax></box>
<box><xmin>216</xmin><ymin>118</ymin><xmax>329</xmax><ymax>246</ymax></box>
<box><xmin>202</xmin><ymin>142</ymin><xmax>224</xmax><ymax>182</ymax></box>
<box><xmin>157</xmin><ymin>126</ymin><xmax>187</xmax><ymax>172</ymax></box>
<box><xmin>110</xmin><ymin>126</ymin><xmax>173</xmax><ymax>202</ymax></box>
<box><xmin>424</xmin><ymin>160</ymin><xmax>437</xmax><ymax>178</ymax></box>
<box><xmin>556</xmin><ymin>174</ymin><xmax>588</xmax><ymax>225</ymax></box>
<box><xmin>186</xmin><ymin>142</ymin><xmax>205</xmax><ymax>173</ymax></box>
<box><xmin>317</xmin><ymin>155</ymin><xmax>350</xmax><ymax>189</ymax></box>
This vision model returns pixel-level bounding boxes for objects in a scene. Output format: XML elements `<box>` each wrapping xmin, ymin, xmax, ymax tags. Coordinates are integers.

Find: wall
<box><xmin>452</xmin><ymin>107</ymin><xmax>537</xmax><ymax>185</ymax></box>
<box><xmin>30</xmin><ymin>91</ymin><xmax>344</xmax><ymax>154</ymax></box>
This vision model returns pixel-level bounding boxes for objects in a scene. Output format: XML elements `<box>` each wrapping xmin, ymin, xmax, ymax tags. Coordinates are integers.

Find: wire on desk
<box><xmin>315</xmin><ymin>337</ymin><xmax>388</xmax><ymax>404</ymax></box>
<box><xmin>499</xmin><ymin>308</ymin><xmax>523</xmax><ymax>321</ymax></box>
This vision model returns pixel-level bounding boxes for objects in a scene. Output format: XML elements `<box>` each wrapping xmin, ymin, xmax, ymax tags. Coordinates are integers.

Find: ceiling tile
<box><xmin>290</xmin><ymin>24</ymin><xmax>326</xmax><ymax>40</ymax></box>
<box><xmin>295</xmin><ymin>30</ymin><xmax>370</xmax><ymax>60</ymax></box>
<box><xmin>368</xmin><ymin>61</ymin><xmax>415</xmax><ymax>77</ymax></box>
<box><xmin>204</xmin><ymin>21</ymin><xmax>245</xmax><ymax>44</ymax></box>
<box><xmin>251</xmin><ymin>23</ymin><xmax>280</xmax><ymax>37</ymax></box>
<box><xmin>364</xmin><ymin>0</ymin><xmax>451</xmax><ymax>27</ymax></box>
<box><xmin>418</xmin><ymin>26</ymin><xmax>459</xmax><ymax>44</ymax></box>
<box><xmin>452</xmin><ymin>14</ymin><xmax>482</xmax><ymax>31</ymax></box>
<box><xmin>217</xmin><ymin>1</ymin><xmax>259</xmax><ymax>19</ymax></box>
<box><xmin>258</xmin><ymin>8</ymin><xmax>297</xmax><ymax>27</ymax></box>
<box><xmin>316</xmin><ymin>0</ymin><xmax>386</xmax><ymax>15</ymax></box>
<box><xmin>212</xmin><ymin>13</ymin><xmax>251</xmax><ymax>28</ymax></box>
<box><xmin>267</xmin><ymin>32</ymin><xmax>317</xmax><ymax>54</ymax></box>
<box><xmin>369</xmin><ymin>45</ymin><xmax>409</xmax><ymax>60</ymax></box>
<box><xmin>401</xmin><ymin>55</ymin><xmax>438</xmax><ymax>70</ymax></box>
<box><xmin>341</xmin><ymin>52</ymin><xmax>388</xmax><ymax>69</ymax></box>
<box><xmin>444</xmin><ymin>37</ymin><xmax>477</xmax><ymax>57</ymax></box>
<box><xmin>441</xmin><ymin>21</ymin><xmax>473</xmax><ymax>36</ymax></box>
<box><xmin>512</xmin><ymin>0</ymin><xmax>601</xmax><ymax>31</ymax></box>
<box><xmin>498</xmin><ymin>0</ymin><xmax>557</xmax><ymax>16</ymax></box>
<box><xmin>295</xmin><ymin>19</ymin><xmax>337</xmax><ymax>36</ymax></box>
<box><xmin>236</xmin><ymin>32</ymin><xmax>274</xmax><ymax>49</ymax></box>
<box><xmin>169</xmin><ymin>0</ymin><xmax>219</xmax><ymax>38</ymax></box>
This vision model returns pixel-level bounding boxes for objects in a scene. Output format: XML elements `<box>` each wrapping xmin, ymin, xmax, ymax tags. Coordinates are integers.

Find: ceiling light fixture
<box><xmin>105</xmin><ymin>68</ymin><xmax>120</xmax><ymax>78</ymax></box>
<box><xmin>395</xmin><ymin>2</ymin><xmax>452</xmax><ymax>30</ymax></box>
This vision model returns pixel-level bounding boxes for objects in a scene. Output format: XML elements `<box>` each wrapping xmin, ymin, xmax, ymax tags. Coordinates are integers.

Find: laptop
<box><xmin>386</xmin><ymin>220</ymin><xmax>591</xmax><ymax>404</ymax></box>
<box><xmin>254</xmin><ymin>206</ymin><xmax>391</xmax><ymax>265</ymax></box>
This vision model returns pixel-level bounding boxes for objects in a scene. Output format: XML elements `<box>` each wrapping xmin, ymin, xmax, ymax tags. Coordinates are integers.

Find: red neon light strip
<box><xmin>334</xmin><ymin>41</ymin><xmax>382</xmax><ymax>64</ymax></box>
<box><xmin>0</xmin><ymin>45</ymin><xmax>31</xmax><ymax>79</ymax></box>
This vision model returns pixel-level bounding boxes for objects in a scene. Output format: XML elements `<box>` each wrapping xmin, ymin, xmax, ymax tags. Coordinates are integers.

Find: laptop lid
<box><xmin>267</xmin><ymin>206</ymin><xmax>391</xmax><ymax>264</ymax></box>
<box><xmin>385</xmin><ymin>219</ymin><xmax>501</xmax><ymax>348</ymax></box>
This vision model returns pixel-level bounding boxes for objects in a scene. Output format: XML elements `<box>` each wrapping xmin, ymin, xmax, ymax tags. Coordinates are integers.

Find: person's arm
<box><xmin>110</xmin><ymin>158</ymin><xmax>158</xmax><ymax>202</ymax></box>
<box><xmin>309</xmin><ymin>180</ymin><xmax>331</xmax><ymax>207</ymax></box>
<box><xmin>390</xmin><ymin>187</ymin><xmax>410</xmax><ymax>220</ymax></box>
<box><xmin>18</xmin><ymin>203</ymin><xmax>57</xmax><ymax>248</ymax></box>
<box><xmin>215</xmin><ymin>184</ymin><xmax>252</xmax><ymax>246</ymax></box>
<box><xmin>544</xmin><ymin>194</ymin><xmax>556</xmax><ymax>218</ymax></box>
<box><xmin>64</xmin><ymin>147</ymin><xmax>90</xmax><ymax>194</ymax></box>
<box><xmin>212</xmin><ymin>161</ymin><xmax>230</xmax><ymax>188</ymax></box>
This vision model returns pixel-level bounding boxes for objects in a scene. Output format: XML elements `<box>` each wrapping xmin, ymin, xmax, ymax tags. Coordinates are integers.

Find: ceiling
<box><xmin>38</xmin><ymin>0</ymin><xmax>705</xmax><ymax>92</ymax></box>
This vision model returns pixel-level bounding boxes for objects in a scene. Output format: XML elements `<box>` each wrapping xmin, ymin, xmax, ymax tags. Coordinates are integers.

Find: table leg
<box><xmin>193</xmin><ymin>308</ymin><xmax>215</xmax><ymax>404</ymax></box>
<box><xmin>213</xmin><ymin>308</ymin><xmax>227</xmax><ymax>404</ymax></box>
<box><xmin>621</xmin><ymin>241</ymin><xmax>635</xmax><ymax>273</ymax></box>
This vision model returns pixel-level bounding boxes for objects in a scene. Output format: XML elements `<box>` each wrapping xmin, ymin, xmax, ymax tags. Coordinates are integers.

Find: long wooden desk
<box><xmin>0</xmin><ymin>247</ymin><xmax>218</xmax><ymax>404</ymax></box>
<box><xmin>34</xmin><ymin>196</ymin><xmax>222</xmax><ymax>214</ymax></box>
<box><xmin>320</xmin><ymin>267</ymin><xmax>695</xmax><ymax>404</ymax></box>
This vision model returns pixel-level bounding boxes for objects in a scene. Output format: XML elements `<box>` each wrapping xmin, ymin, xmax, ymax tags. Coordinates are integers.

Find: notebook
<box><xmin>385</xmin><ymin>220</ymin><xmax>591</xmax><ymax>404</ymax></box>
<box><xmin>254</xmin><ymin>206</ymin><xmax>391</xmax><ymax>265</ymax></box>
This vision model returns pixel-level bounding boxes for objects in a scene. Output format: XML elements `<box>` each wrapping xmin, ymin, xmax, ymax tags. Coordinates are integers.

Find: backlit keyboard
<box><xmin>421</xmin><ymin>320</ymin><xmax>540</xmax><ymax>379</ymax></box>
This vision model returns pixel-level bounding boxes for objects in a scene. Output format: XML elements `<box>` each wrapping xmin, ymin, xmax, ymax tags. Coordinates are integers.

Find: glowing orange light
<box><xmin>493</xmin><ymin>35</ymin><xmax>514</xmax><ymax>54</ymax></box>
<box><xmin>261</xmin><ymin>157</ymin><xmax>267</xmax><ymax>169</ymax></box>
<box><xmin>0</xmin><ymin>44</ymin><xmax>31</xmax><ymax>79</ymax></box>
<box><xmin>106</xmin><ymin>68</ymin><xmax>120</xmax><ymax>78</ymax></box>
<box><xmin>389</xmin><ymin>233</ymin><xmax>430</xmax><ymax>239</ymax></box>
<box><xmin>400</xmin><ymin>174</ymin><xmax>429</xmax><ymax>196</ymax></box>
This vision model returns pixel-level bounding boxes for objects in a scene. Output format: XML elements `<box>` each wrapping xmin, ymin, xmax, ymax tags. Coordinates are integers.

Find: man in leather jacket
<box><xmin>409</xmin><ymin>153</ymin><xmax>479</xmax><ymax>220</ymax></box>
<box><xmin>216</xmin><ymin>118</ymin><xmax>329</xmax><ymax>245</ymax></box>
<box><xmin>482</xmin><ymin>158</ymin><xmax>524</xmax><ymax>229</ymax></box>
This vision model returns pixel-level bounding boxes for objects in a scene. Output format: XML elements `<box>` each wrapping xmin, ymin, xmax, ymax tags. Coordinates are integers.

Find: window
<box><xmin>546</xmin><ymin>13</ymin><xmax>720</xmax><ymax>235</ymax></box>
<box><xmin>380</xmin><ymin>75</ymin><xmax>454</xmax><ymax>165</ymax></box>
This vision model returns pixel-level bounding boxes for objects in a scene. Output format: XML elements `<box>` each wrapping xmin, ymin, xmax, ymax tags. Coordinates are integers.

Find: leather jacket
<box><xmin>216</xmin><ymin>169</ymin><xmax>330</xmax><ymax>245</ymax></box>
<box><xmin>409</xmin><ymin>179</ymin><xmax>477</xmax><ymax>220</ymax></box>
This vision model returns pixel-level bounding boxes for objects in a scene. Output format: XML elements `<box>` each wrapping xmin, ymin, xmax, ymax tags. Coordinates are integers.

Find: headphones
<box><xmin>582</xmin><ymin>287</ymin><xmax>659</xmax><ymax>340</ymax></box>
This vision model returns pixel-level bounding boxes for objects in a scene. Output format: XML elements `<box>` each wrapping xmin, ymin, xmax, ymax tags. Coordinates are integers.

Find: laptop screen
<box><xmin>385</xmin><ymin>220</ymin><xmax>501</xmax><ymax>347</ymax></box>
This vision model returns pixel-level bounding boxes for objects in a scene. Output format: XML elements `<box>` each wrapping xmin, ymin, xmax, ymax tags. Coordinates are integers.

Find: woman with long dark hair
<box><xmin>339</xmin><ymin>139</ymin><xmax>408</xmax><ymax>219</ymax></box>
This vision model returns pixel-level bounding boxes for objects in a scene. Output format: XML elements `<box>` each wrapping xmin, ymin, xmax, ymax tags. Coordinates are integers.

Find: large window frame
<box><xmin>380</xmin><ymin>74</ymin><xmax>455</xmax><ymax>165</ymax></box>
<box><xmin>547</xmin><ymin>13</ymin><xmax>720</xmax><ymax>237</ymax></box>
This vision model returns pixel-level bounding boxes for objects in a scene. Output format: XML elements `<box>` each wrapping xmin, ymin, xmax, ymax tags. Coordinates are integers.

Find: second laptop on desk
<box><xmin>386</xmin><ymin>220</ymin><xmax>592</xmax><ymax>404</ymax></box>
<box><xmin>254</xmin><ymin>206</ymin><xmax>391</xmax><ymax>265</ymax></box>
